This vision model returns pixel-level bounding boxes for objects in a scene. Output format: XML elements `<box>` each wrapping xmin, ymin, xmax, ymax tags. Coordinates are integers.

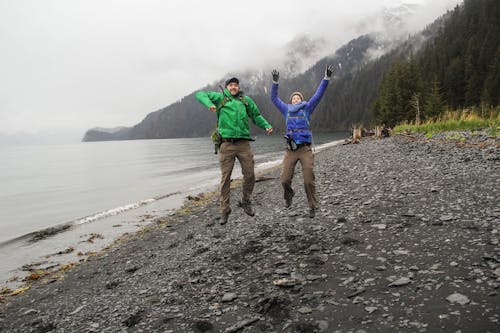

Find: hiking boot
<box><xmin>240</xmin><ymin>200</ymin><xmax>255</xmax><ymax>217</ymax></box>
<box><xmin>220</xmin><ymin>212</ymin><xmax>230</xmax><ymax>225</ymax></box>
<box><xmin>309</xmin><ymin>208</ymin><xmax>316</xmax><ymax>218</ymax></box>
<box><xmin>285</xmin><ymin>189</ymin><xmax>295</xmax><ymax>208</ymax></box>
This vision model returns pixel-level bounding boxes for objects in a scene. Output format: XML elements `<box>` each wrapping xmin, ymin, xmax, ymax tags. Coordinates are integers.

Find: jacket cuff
<box><xmin>323</xmin><ymin>76</ymin><xmax>331</xmax><ymax>81</ymax></box>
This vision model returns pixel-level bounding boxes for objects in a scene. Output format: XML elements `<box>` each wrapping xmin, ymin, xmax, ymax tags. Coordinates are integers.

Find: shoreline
<box><xmin>1</xmin><ymin>133</ymin><xmax>498</xmax><ymax>332</ymax></box>
<box><xmin>0</xmin><ymin>134</ymin><xmax>346</xmax><ymax>245</ymax></box>
<box><xmin>0</xmin><ymin>139</ymin><xmax>346</xmax><ymax>293</ymax></box>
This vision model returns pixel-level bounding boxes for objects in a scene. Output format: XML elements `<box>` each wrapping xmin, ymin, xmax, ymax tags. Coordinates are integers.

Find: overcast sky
<box><xmin>0</xmin><ymin>0</ymin><xmax>460</xmax><ymax>141</ymax></box>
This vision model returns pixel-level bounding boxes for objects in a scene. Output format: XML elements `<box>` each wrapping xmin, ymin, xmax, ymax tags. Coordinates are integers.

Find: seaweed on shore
<box><xmin>28</xmin><ymin>224</ymin><xmax>72</xmax><ymax>243</ymax></box>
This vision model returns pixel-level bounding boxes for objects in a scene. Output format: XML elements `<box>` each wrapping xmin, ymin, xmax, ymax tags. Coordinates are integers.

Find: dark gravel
<box><xmin>0</xmin><ymin>134</ymin><xmax>499</xmax><ymax>333</ymax></box>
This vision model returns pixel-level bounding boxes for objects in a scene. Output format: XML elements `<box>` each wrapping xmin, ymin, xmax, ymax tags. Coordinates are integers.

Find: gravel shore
<box><xmin>0</xmin><ymin>134</ymin><xmax>499</xmax><ymax>333</ymax></box>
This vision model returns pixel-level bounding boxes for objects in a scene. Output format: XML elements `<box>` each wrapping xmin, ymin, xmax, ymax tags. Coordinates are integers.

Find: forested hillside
<box><xmin>82</xmin><ymin>0</ymin><xmax>498</xmax><ymax>141</ymax></box>
<box><xmin>373</xmin><ymin>0</ymin><xmax>499</xmax><ymax>126</ymax></box>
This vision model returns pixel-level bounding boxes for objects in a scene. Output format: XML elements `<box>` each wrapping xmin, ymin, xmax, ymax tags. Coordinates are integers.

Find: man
<box><xmin>270</xmin><ymin>65</ymin><xmax>334</xmax><ymax>218</ymax></box>
<box><xmin>196</xmin><ymin>77</ymin><xmax>273</xmax><ymax>225</ymax></box>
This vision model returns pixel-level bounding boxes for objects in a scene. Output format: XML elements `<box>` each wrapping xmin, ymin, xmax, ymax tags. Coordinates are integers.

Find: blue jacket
<box><xmin>271</xmin><ymin>79</ymin><xmax>329</xmax><ymax>144</ymax></box>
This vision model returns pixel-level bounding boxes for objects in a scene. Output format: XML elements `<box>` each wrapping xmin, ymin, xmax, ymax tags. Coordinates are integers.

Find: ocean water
<box><xmin>0</xmin><ymin>132</ymin><xmax>347</xmax><ymax>288</ymax></box>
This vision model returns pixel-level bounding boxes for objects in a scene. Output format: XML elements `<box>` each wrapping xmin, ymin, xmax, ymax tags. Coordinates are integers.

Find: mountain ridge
<box><xmin>82</xmin><ymin>2</ymin><xmax>446</xmax><ymax>142</ymax></box>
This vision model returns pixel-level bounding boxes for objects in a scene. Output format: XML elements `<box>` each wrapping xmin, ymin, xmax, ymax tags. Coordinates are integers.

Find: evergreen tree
<box><xmin>418</xmin><ymin>0</ymin><xmax>499</xmax><ymax>110</ymax></box>
<box><xmin>443</xmin><ymin>57</ymin><xmax>466</xmax><ymax>107</ymax></box>
<box><xmin>373</xmin><ymin>58</ymin><xmax>423</xmax><ymax>127</ymax></box>
<box><xmin>424</xmin><ymin>79</ymin><xmax>445</xmax><ymax>119</ymax></box>
<box><xmin>481</xmin><ymin>46</ymin><xmax>500</xmax><ymax>106</ymax></box>
<box><xmin>464</xmin><ymin>36</ymin><xmax>482</xmax><ymax>105</ymax></box>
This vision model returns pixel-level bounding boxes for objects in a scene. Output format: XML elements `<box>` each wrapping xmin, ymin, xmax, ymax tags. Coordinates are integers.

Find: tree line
<box><xmin>373</xmin><ymin>0</ymin><xmax>499</xmax><ymax>127</ymax></box>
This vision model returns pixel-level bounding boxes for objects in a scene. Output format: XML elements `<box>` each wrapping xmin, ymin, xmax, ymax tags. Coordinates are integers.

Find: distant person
<box><xmin>196</xmin><ymin>77</ymin><xmax>273</xmax><ymax>225</ymax></box>
<box><xmin>270</xmin><ymin>65</ymin><xmax>334</xmax><ymax>218</ymax></box>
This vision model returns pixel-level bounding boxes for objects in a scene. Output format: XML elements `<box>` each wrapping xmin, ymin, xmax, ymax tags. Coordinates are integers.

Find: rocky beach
<box><xmin>0</xmin><ymin>133</ymin><xmax>499</xmax><ymax>333</ymax></box>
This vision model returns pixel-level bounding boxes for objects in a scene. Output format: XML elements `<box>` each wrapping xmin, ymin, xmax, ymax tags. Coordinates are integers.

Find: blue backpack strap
<box><xmin>286</xmin><ymin>107</ymin><xmax>310</xmax><ymax>131</ymax></box>
<box><xmin>301</xmin><ymin>108</ymin><xmax>310</xmax><ymax>128</ymax></box>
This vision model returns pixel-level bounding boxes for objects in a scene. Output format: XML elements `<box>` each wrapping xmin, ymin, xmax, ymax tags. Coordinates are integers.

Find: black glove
<box><xmin>272</xmin><ymin>69</ymin><xmax>279</xmax><ymax>82</ymax></box>
<box><xmin>325</xmin><ymin>65</ymin><xmax>334</xmax><ymax>78</ymax></box>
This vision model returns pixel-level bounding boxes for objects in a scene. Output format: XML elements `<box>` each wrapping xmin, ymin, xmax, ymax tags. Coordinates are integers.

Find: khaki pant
<box><xmin>219</xmin><ymin>140</ymin><xmax>255</xmax><ymax>214</ymax></box>
<box><xmin>281</xmin><ymin>145</ymin><xmax>317</xmax><ymax>209</ymax></box>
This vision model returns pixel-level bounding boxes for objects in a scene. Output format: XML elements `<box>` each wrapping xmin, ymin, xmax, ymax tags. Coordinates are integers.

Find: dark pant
<box><xmin>218</xmin><ymin>140</ymin><xmax>255</xmax><ymax>214</ymax></box>
<box><xmin>280</xmin><ymin>145</ymin><xmax>316</xmax><ymax>209</ymax></box>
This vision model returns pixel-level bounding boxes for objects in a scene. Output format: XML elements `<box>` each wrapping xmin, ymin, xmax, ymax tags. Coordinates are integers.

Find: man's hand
<box><xmin>271</xmin><ymin>69</ymin><xmax>279</xmax><ymax>83</ymax></box>
<box><xmin>325</xmin><ymin>65</ymin><xmax>334</xmax><ymax>78</ymax></box>
<box><xmin>265</xmin><ymin>127</ymin><xmax>273</xmax><ymax>135</ymax></box>
<box><xmin>209</xmin><ymin>106</ymin><xmax>216</xmax><ymax>112</ymax></box>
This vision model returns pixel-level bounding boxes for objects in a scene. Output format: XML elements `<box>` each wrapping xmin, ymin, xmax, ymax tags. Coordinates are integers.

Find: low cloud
<box><xmin>0</xmin><ymin>0</ymin><xmax>461</xmax><ymax>140</ymax></box>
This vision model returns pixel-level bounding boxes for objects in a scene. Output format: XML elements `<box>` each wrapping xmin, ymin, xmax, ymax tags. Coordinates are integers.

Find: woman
<box><xmin>270</xmin><ymin>65</ymin><xmax>334</xmax><ymax>218</ymax></box>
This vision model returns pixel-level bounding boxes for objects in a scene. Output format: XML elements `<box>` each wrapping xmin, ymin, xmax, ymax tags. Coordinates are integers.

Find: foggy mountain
<box><xmin>82</xmin><ymin>2</ymin><xmax>445</xmax><ymax>141</ymax></box>
<box><xmin>82</xmin><ymin>35</ymin><xmax>381</xmax><ymax>141</ymax></box>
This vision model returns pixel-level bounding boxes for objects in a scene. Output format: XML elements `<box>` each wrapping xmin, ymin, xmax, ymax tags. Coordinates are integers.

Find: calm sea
<box><xmin>0</xmin><ymin>132</ymin><xmax>346</xmax><ymax>287</ymax></box>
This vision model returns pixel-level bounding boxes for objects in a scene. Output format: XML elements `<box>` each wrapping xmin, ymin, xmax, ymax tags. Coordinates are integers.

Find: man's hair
<box><xmin>225</xmin><ymin>77</ymin><xmax>239</xmax><ymax>86</ymax></box>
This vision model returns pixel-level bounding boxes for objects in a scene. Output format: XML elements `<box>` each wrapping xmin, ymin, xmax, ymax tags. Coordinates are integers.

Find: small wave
<box><xmin>72</xmin><ymin>191</ymin><xmax>181</xmax><ymax>226</ymax></box>
<box><xmin>0</xmin><ymin>191</ymin><xmax>181</xmax><ymax>246</ymax></box>
<box><xmin>185</xmin><ymin>178</ymin><xmax>219</xmax><ymax>193</ymax></box>
<box><xmin>153</xmin><ymin>164</ymin><xmax>219</xmax><ymax>177</ymax></box>
<box><xmin>314</xmin><ymin>139</ymin><xmax>344</xmax><ymax>152</ymax></box>
<box><xmin>256</xmin><ymin>159</ymin><xmax>283</xmax><ymax>171</ymax></box>
<box><xmin>0</xmin><ymin>222</ymin><xmax>74</xmax><ymax>247</ymax></box>
<box><xmin>255</xmin><ymin>140</ymin><xmax>344</xmax><ymax>171</ymax></box>
<box><xmin>153</xmin><ymin>192</ymin><xmax>181</xmax><ymax>200</ymax></box>
<box><xmin>73</xmin><ymin>199</ymin><xmax>155</xmax><ymax>225</ymax></box>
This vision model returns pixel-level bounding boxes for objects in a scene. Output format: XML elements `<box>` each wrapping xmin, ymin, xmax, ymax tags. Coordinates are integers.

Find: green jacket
<box><xmin>195</xmin><ymin>89</ymin><xmax>272</xmax><ymax>139</ymax></box>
